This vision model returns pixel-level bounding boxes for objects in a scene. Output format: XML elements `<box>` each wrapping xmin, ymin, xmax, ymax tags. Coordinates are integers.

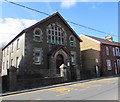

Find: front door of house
<box><xmin>56</xmin><ymin>54</ymin><xmax>64</xmax><ymax>74</ymax></box>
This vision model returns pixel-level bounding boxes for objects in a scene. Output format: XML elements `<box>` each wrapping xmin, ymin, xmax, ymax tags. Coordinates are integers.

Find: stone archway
<box><xmin>56</xmin><ymin>54</ymin><xmax>64</xmax><ymax>74</ymax></box>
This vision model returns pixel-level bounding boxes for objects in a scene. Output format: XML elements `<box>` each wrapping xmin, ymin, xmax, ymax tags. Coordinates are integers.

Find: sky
<box><xmin>0</xmin><ymin>0</ymin><xmax>119</xmax><ymax>46</ymax></box>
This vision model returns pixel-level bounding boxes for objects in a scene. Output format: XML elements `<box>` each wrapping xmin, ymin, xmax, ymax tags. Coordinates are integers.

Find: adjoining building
<box><xmin>80</xmin><ymin>34</ymin><xmax>120</xmax><ymax>79</ymax></box>
<box><xmin>1</xmin><ymin>12</ymin><xmax>82</xmax><ymax>91</ymax></box>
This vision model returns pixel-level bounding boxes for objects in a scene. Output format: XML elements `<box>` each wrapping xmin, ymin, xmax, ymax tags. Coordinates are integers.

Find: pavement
<box><xmin>1</xmin><ymin>75</ymin><xmax>118</xmax><ymax>97</ymax></box>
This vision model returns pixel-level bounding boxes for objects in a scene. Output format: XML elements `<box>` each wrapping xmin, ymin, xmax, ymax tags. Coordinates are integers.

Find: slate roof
<box><xmin>86</xmin><ymin>35</ymin><xmax>120</xmax><ymax>46</ymax></box>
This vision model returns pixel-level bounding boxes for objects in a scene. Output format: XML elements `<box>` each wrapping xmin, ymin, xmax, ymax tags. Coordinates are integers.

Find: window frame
<box><xmin>6</xmin><ymin>60</ymin><xmax>8</xmax><ymax>69</ymax></box>
<box><xmin>112</xmin><ymin>47</ymin><xmax>115</xmax><ymax>56</ymax></box>
<box><xmin>69</xmin><ymin>35</ymin><xmax>76</xmax><ymax>47</ymax></box>
<box><xmin>33</xmin><ymin>28</ymin><xmax>42</xmax><ymax>42</ymax></box>
<box><xmin>33</xmin><ymin>48</ymin><xmax>42</xmax><ymax>65</ymax></box>
<box><xmin>71</xmin><ymin>51</ymin><xmax>76</xmax><ymax>65</ymax></box>
<box><xmin>11</xmin><ymin>43</ymin><xmax>14</xmax><ymax>53</ymax></box>
<box><xmin>47</xmin><ymin>23</ymin><xmax>66</xmax><ymax>45</ymax></box>
<box><xmin>16</xmin><ymin>57</ymin><xmax>19</xmax><ymax>68</ymax></box>
<box><xmin>17</xmin><ymin>39</ymin><xmax>20</xmax><ymax>50</ymax></box>
<box><xmin>106</xmin><ymin>59</ymin><xmax>112</xmax><ymax>70</ymax></box>
<box><xmin>105</xmin><ymin>46</ymin><xmax>109</xmax><ymax>56</ymax></box>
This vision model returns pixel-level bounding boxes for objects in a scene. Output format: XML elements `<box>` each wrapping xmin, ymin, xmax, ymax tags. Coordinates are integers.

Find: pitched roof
<box><xmin>2</xmin><ymin>12</ymin><xmax>82</xmax><ymax>50</ymax></box>
<box><xmin>85</xmin><ymin>35</ymin><xmax>120</xmax><ymax>46</ymax></box>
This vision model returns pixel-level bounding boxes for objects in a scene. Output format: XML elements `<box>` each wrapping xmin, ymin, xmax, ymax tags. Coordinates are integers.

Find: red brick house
<box><xmin>80</xmin><ymin>34</ymin><xmax>120</xmax><ymax>78</ymax></box>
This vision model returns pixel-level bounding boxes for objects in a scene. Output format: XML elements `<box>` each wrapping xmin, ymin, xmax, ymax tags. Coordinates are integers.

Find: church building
<box><xmin>2</xmin><ymin>12</ymin><xmax>82</xmax><ymax>83</ymax></box>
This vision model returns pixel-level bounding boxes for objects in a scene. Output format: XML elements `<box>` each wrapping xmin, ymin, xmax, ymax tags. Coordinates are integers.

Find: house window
<box><xmin>113</xmin><ymin>47</ymin><xmax>115</xmax><ymax>56</ymax></box>
<box><xmin>17</xmin><ymin>39</ymin><xmax>20</xmax><ymax>50</ymax></box>
<box><xmin>2</xmin><ymin>62</ymin><xmax>5</xmax><ymax>70</ymax></box>
<box><xmin>34</xmin><ymin>49</ymin><xmax>42</xmax><ymax>65</ymax></box>
<box><xmin>115</xmin><ymin>47</ymin><xmax>120</xmax><ymax>56</ymax></box>
<box><xmin>69</xmin><ymin>35</ymin><xmax>76</xmax><ymax>47</ymax></box>
<box><xmin>11</xmin><ymin>59</ymin><xmax>13</xmax><ymax>66</ymax></box>
<box><xmin>106</xmin><ymin>59</ymin><xmax>112</xmax><ymax>70</ymax></box>
<box><xmin>6</xmin><ymin>61</ymin><xmax>8</xmax><ymax>69</ymax></box>
<box><xmin>47</xmin><ymin>23</ymin><xmax>66</xmax><ymax>45</ymax></box>
<box><xmin>3</xmin><ymin>50</ymin><xmax>5</xmax><ymax>57</ymax></box>
<box><xmin>106</xmin><ymin>46</ymin><xmax>109</xmax><ymax>55</ymax></box>
<box><xmin>16</xmin><ymin>57</ymin><xmax>19</xmax><ymax>68</ymax></box>
<box><xmin>11</xmin><ymin>43</ymin><xmax>14</xmax><ymax>53</ymax></box>
<box><xmin>71</xmin><ymin>51</ymin><xmax>76</xmax><ymax>65</ymax></box>
<box><xmin>33</xmin><ymin>28</ymin><xmax>42</xmax><ymax>42</ymax></box>
<box><xmin>7</xmin><ymin>47</ymin><xmax>9</xmax><ymax>55</ymax></box>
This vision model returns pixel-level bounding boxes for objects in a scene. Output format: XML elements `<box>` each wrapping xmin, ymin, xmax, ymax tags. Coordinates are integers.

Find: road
<box><xmin>1</xmin><ymin>77</ymin><xmax>119</xmax><ymax>101</ymax></box>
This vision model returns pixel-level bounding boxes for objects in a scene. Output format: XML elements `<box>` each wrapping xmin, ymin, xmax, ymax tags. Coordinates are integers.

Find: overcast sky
<box><xmin>0</xmin><ymin>0</ymin><xmax>118</xmax><ymax>45</ymax></box>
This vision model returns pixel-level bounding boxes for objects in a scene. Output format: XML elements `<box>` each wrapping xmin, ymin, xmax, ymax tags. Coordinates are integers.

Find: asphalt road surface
<box><xmin>1</xmin><ymin>77</ymin><xmax>119</xmax><ymax>101</ymax></box>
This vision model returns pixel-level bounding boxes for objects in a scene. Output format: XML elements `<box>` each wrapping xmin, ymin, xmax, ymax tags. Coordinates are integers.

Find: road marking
<box><xmin>2</xmin><ymin>77</ymin><xmax>117</xmax><ymax>98</ymax></box>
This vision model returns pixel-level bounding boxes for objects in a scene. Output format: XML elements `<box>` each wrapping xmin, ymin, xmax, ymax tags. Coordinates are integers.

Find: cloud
<box><xmin>61</xmin><ymin>0</ymin><xmax>77</xmax><ymax>9</ymax></box>
<box><xmin>0</xmin><ymin>18</ymin><xmax>38</xmax><ymax>44</ymax></box>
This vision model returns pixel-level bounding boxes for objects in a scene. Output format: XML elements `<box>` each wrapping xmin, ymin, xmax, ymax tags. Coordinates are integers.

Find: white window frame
<box><xmin>2</xmin><ymin>62</ymin><xmax>5</xmax><ymax>70</ymax></box>
<box><xmin>17</xmin><ymin>39</ymin><xmax>20</xmax><ymax>50</ymax></box>
<box><xmin>112</xmin><ymin>47</ymin><xmax>115</xmax><ymax>56</ymax></box>
<box><xmin>33</xmin><ymin>48</ymin><xmax>42</xmax><ymax>65</ymax></box>
<box><xmin>11</xmin><ymin>43</ymin><xmax>14</xmax><ymax>53</ymax></box>
<box><xmin>16</xmin><ymin>57</ymin><xmax>19</xmax><ymax>68</ymax></box>
<box><xmin>115</xmin><ymin>47</ymin><xmax>120</xmax><ymax>56</ymax></box>
<box><xmin>11</xmin><ymin>59</ymin><xmax>13</xmax><ymax>67</ymax></box>
<box><xmin>69</xmin><ymin>35</ymin><xmax>76</xmax><ymax>47</ymax></box>
<box><xmin>106</xmin><ymin>59</ymin><xmax>112</xmax><ymax>70</ymax></box>
<box><xmin>47</xmin><ymin>23</ymin><xmax>66</xmax><ymax>45</ymax></box>
<box><xmin>71</xmin><ymin>51</ymin><xmax>76</xmax><ymax>65</ymax></box>
<box><xmin>33</xmin><ymin>28</ymin><xmax>42</xmax><ymax>42</ymax></box>
<box><xmin>6</xmin><ymin>61</ymin><xmax>9</xmax><ymax>69</ymax></box>
<box><xmin>7</xmin><ymin>47</ymin><xmax>9</xmax><ymax>55</ymax></box>
<box><xmin>106</xmin><ymin>46</ymin><xmax>109</xmax><ymax>56</ymax></box>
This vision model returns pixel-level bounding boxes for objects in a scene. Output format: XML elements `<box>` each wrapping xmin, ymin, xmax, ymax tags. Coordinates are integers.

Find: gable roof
<box><xmin>83</xmin><ymin>35</ymin><xmax>120</xmax><ymax>46</ymax></box>
<box><xmin>2</xmin><ymin>12</ymin><xmax>82</xmax><ymax>50</ymax></box>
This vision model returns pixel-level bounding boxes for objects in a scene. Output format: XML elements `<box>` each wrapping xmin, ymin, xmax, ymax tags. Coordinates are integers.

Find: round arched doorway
<box><xmin>56</xmin><ymin>54</ymin><xmax>64</xmax><ymax>74</ymax></box>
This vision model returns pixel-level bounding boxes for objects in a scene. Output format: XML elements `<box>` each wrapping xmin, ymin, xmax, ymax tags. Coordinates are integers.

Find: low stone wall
<box><xmin>17</xmin><ymin>76</ymin><xmax>65</xmax><ymax>91</ymax></box>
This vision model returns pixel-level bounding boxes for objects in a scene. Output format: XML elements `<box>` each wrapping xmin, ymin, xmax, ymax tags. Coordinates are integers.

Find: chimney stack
<box><xmin>105</xmin><ymin>36</ymin><xmax>113</xmax><ymax>42</ymax></box>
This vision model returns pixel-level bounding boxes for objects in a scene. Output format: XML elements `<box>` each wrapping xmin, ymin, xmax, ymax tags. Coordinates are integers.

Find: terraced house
<box><xmin>80</xmin><ymin>34</ymin><xmax>120</xmax><ymax>79</ymax></box>
<box><xmin>2</xmin><ymin>12</ymin><xmax>82</xmax><ymax>91</ymax></box>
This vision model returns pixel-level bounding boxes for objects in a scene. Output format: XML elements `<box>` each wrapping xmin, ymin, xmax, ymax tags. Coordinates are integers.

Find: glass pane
<box><xmin>52</xmin><ymin>36</ymin><xmax>54</xmax><ymax>43</ymax></box>
<box><xmin>70</xmin><ymin>37</ymin><xmax>74</xmax><ymax>41</ymax></box>
<box><xmin>55</xmin><ymin>26</ymin><xmax>57</xmax><ymax>30</ymax></box>
<box><xmin>62</xmin><ymin>38</ymin><xmax>64</xmax><ymax>44</ymax></box>
<box><xmin>35</xmin><ymin>30</ymin><xmax>40</xmax><ymax>35</ymax></box>
<box><xmin>55</xmin><ymin>31</ymin><xmax>57</xmax><ymax>35</ymax></box>
<box><xmin>35</xmin><ymin>36</ymin><xmax>40</xmax><ymax>41</ymax></box>
<box><xmin>52</xmin><ymin>31</ymin><xmax>54</xmax><ymax>35</ymax></box>
<box><xmin>71</xmin><ymin>42</ymin><xmax>74</xmax><ymax>46</ymax></box>
<box><xmin>61</xmin><ymin>33</ymin><xmax>64</xmax><ymax>36</ymax></box>
<box><xmin>58</xmin><ymin>32</ymin><xmax>61</xmax><ymax>36</ymax></box>
<box><xmin>35</xmin><ymin>52</ymin><xmax>40</xmax><ymax>56</ymax></box>
<box><xmin>48</xmin><ymin>36</ymin><xmax>51</xmax><ymax>43</ymax></box>
<box><xmin>48</xmin><ymin>30</ymin><xmax>51</xmax><ymax>34</ymax></box>
<box><xmin>52</xmin><ymin>27</ymin><xmax>54</xmax><ymax>30</ymax></box>
<box><xmin>55</xmin><ymin>37</ymin><xmax>57</xmax><ymax>43</ymax></box>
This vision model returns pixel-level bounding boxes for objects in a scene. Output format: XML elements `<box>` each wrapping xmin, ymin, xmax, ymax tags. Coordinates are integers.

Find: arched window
<box><xmin>47</xmin><ymin>23</ymin><xmax>66</xmax><ymax>45</ymax></box>
<box><xmin>69</xmin><ymin>35</ymin><xmax>76</xmax><ymax>47</ymax></box>
<box><xmin>33</xmin><ymin>28</ymin><xmax>42</xmax><ymax>42</ymax></box>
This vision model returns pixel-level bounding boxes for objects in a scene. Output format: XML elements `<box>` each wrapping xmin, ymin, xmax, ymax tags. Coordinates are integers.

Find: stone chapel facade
<box><xmin>2</xmin><ymin>12</ymin><xmax>82</xmax><ymax>82</ymax></box>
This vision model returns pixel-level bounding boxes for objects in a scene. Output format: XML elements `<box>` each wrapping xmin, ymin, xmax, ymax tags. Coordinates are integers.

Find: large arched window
<box><xmin>33</xmin><ymin>28</ymin><xmax>42</xmax><ymax>42</ymax></box>
<box><xmin>69</xmin><ymin>35</ymin><xmax>76</xmax><ymax>47</ymax></box>
<box><xmin>47</xmin><ymin>23</ymin><xmax>66</xmax><ymax>45</ymax></box>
